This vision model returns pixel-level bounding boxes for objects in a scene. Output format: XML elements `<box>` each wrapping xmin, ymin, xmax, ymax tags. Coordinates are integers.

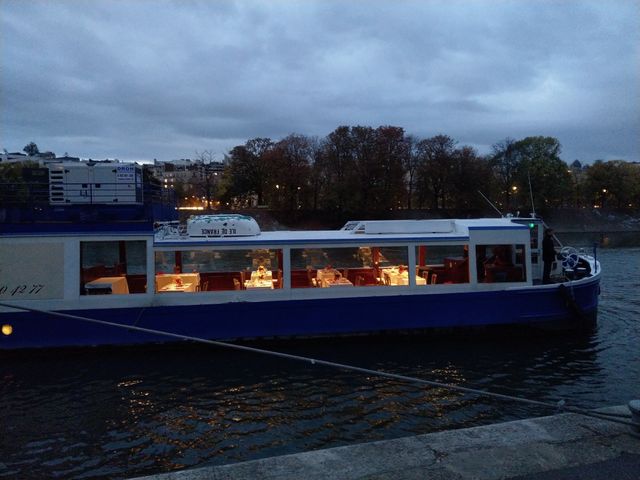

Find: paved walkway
<box><xmin>134</xmin><ymin>405</ymin><xmax>639</xmax><ymax>480</ymax></box>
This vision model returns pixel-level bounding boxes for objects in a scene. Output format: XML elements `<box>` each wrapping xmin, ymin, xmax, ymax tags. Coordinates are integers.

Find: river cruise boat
<box><xmin>1</xmin><ymin>206</ymin><xmax>601</xmax><ymax>349</ymax></box>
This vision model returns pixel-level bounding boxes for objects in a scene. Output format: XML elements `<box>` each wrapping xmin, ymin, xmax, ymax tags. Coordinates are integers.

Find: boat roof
<box><xmin>154</xmin><ymin>217</ymin><xmax>529</xmax><ymax>248</ymax></box>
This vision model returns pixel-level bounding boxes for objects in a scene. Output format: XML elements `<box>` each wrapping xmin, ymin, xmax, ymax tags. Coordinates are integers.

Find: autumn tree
<box><xmin>349</xmin><ymin>126</ymin><xmax>378</xmax><ymax>210</ymax></box>
<box><xmin>373</xmin><ymin>126</ymin><xmax>408</xmax><ymax>211</ymax></box>
<box><xmin>306</xmin><ymin>136</ymin><xmax>324</xmax><ymax>211</ymax></box>
<box><xmin>316</xmin><ymin>126</ymin><xmax>358</xmax><ymax>212</ymax></box>
<box><xmin>448</xmin><ymin>146</ymin><xmax>493</xmax><ymax>211</ymax></box>
<box><xmin>511</xmin><ymin>136</ymin><xmax>572</xmax><ymax>211</ymax></box>
<box><xmin>315</xmin><ymin>125</ymin><xmax>409</xmax><ymax>213</ymax></box>
<box><xmin>404</xmin><ymin>135</ymin><xmax>421</xmax><ymax>210</ymax></box>
<box><xmin>222</xmin><ymin>138</ymin><xmax>273</xmax><ymax>206</ymax></box>
<box><xmin>583</xmin><ymin>160</ymin><xmax>640</xmax><ymax>210</ymax></box>
<box><xmin>263</xmin><ymin>134</ymin><xmax>312</xmax><ymax>210</ymax></box>
<box><xmin>193</xmin><ymin>150</ymin><xmax>221</xmax><ymax>210</ymax></box>
<box><xmin>490</xmin><ymin>138</ymin><xmax>519</xmax><ymax>209</ymax></box>
<box><xmin>415</xmin><ymin>134</ymin><xmax>457</xmax><ymax>209</ymax></box>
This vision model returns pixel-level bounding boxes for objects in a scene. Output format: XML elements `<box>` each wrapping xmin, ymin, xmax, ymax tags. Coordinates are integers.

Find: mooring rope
<box><xmin>0</xmin><ymin>301</ymin><xmax>635</xmax><ymax>427</ymax></box>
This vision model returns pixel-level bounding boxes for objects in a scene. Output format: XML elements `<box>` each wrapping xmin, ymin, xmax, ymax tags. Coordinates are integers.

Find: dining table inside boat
<box><xmin>244</xmin><ymin>267</ymin><xmax>275</xmax><ymax>289</ymax></box>
<box><xmin>315</xmin><ymin>267</ymin><xmax>352</xmax><ymax>287</ymax></box>
<box><xmin>244</xmin><ymin>278</ymin><xmax>274</xmax><ymax>289</ymax></box>
<box><xmin>155</xmin><ymin>273</ymin><xmax>200</xmax><ymax>293</ymax></box>
<box><xmin>159</xmin><ymin>282</ymin><xmax>194</xmax><ymax>292</ymax></box>
<box><xmin>250</xmin><ymin>268</ymin><xmax>272</xmax><ymax>281</ymax></box>
<box><xmin>381</xmin><ymin>267</ymin><xmax>427</xmax><ymax>286</ymax></box>
<box><xmin>316</xmin><ymin>267</ymin><xmax>339</xmax><ymax>283</ymax></box>
<box><xmin>84</xmin><ymin>276</ymin><xmax>129</xmax><ymax>294</ymax></box>
<box><xmin>323</xmin><ymin>277</ymin><xmax>353</xmax><ymax>287</ymax></box>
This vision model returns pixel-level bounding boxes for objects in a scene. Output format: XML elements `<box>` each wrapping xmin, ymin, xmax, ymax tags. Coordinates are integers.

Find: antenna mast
<box><xmin>527</xmin><ymin>171</ymin><xmax>536</xmax><ymax>217</ymax></box>
<box><xmin>478</xmin><ymin>191</ymin><xmax>503</xmax><ymax>217</ymax></box>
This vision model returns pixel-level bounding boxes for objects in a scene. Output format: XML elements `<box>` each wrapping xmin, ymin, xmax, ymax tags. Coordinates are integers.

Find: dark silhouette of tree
<box><xmin>490</xmin><ymin>138</ymin><xmax>519</xmax><ymax>208</ymax></box>
<box><xmin>584</xmin><ymin>160</ymin><xmax>640</xmax><ymax>209</ymax></box>
<box><xmin>193</xmin><ymin>150</ymin><xmax>222</xmax><ymax>210</ymax></box>
<box><xmin>222</xmin><ymin>138</ymin><xmax>273</xmax><ymax>206</ymax></box>
<box><xmin>23</xmin><ymin>142</ymin><xmax>39</xmax><ymax>156</ymax></box>
<box><xmin>374</xmin><ymin>126</ymin><xmax>408</xmax><ymax>211</ymax></box>
<box><xmin>306</xmin><ymin>136</ymin><xmax>324</xmax><ymax>211</ymax></box>
<box><xmin>350</xmin><ymin>126</ymin><xmax>378</xmax><ymax>210</ymax></box>
<box><xmin>218</xmin><ymin>128</ymin><xmax>639</xmax><ymax>216</ymax></box>
<box><xmin>264</xmin><ymin>134</ymin><xmax>312</xmax><ymax>210</ymax></box>
<box><xmin>404</xmin><ymin>135</ymin><xmax>422</xmax><ymax>210</ymax></box>
<box><xmin>317</xmin><ymin>126</ymin><xmax>358</xmax><ymax>213</ymax></box>
<box><xmin>449</xmin><ymin>146</ymin><xmax>493</xmax><ymax>211</ymax></box>
<box><xmin>415</xmin><ymin>134</ymin><xmax>456</xmax><ymax>209</ymax></box>
<box><xmin>511</xmin><ymin>136</ymin><xmax>571</xmax><ymax>211</ymax></box>
<box><xmin>315</xmin><ymin>125</ymin><xmax>408</xmax><ymax>213</ymax></box>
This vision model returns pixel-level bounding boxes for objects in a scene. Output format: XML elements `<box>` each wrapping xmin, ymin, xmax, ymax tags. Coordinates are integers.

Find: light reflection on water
<box><xmin>1</xmin><ymin>248</ymin><xmax>639</xmax><ymax>479</ymax></box>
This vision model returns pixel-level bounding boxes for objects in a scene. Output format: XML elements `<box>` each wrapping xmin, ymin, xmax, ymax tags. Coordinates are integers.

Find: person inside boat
<box><xmin>543</xmin><ymin>228</ymin><xmax>556</xmax><ymax>284</ymax></box>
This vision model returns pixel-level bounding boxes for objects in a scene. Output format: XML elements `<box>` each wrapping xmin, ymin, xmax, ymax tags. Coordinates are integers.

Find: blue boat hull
<box><xmin>0</xmin><ymin>279</ymin><xmax>599</xmax><ymax>350</ymax></box>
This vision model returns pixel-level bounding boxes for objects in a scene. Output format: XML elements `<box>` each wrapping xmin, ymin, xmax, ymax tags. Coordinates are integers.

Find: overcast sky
<box><xmin>1</xmin><ymin>0</ymin><xmax>638</xmax><ymax>164</ymax></box>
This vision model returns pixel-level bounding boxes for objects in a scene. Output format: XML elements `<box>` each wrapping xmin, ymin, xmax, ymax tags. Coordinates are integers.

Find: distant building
<box><xmin>0</xmin><ymin>152</ymin><xmax>29</xmax><ymax>164</ymax></box>
<box><xmin>0</xmin><ymin>152</ymin><xmax>80</xmax><ymax>165</ymax></box>
<box><xmin>149</xmin><ymin>158</ymin><xmax>225</xmax><ymax>190</ymax></box>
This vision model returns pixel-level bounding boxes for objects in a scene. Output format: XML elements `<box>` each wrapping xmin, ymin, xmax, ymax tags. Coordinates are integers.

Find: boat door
<box><xmin>512</xmin><ymin>218</ymin><xmax>543</xmax><ymax>282</ymax></box>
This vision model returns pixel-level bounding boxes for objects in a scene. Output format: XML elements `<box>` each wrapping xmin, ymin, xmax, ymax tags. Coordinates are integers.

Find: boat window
<box><xmin>155</xmin><ymin>248</ymin><xmax>282</xmax><ymax>292</ymax></box>
<box><xmin>415</xmin><ymin>245</ymin><xmax>470</xmax><ymax>285</ymax></box>
<box><xmin>475</xmin><ymin>244</ymin><xmax>527</xmax><ymax>283</ymax></box>
<box><xmin>512</xmin><ymin>221</ymin><xmax>540</xmax><ymax>264</ymax></box>
<box><xmin>80</xmin><ymin>240</ymin><xmax>147</xmax><ymax>295</ymax></box>
<box><xmin>290</xmin><ymin>246</ymin><xmax>408</xmax><ymax>288</ymax></box>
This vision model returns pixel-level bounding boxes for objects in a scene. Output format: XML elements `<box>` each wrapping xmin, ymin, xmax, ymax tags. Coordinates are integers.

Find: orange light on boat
<box><xmin>2</xmin><ymin>324</ymin><xmax>13</xmax><ymax>336</ymax></box>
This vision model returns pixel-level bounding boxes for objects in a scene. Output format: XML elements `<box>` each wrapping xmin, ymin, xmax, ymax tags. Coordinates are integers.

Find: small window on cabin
<box><xmin>475</xmin><ymin>244</ymin><xmax>526</xmax><ymax>283</ymax></box>
<box><xmin>290</xmin><ymin>246</ymin><xmax>409</xmax><ymax>288</ymax></box>
<box><xmin>530</xmin><ymin>224</ymin><xmax>539</xmax><ymax>250</ymax></box>
<box><xmin>415</xmin><ymin>244</ymin><xmax>470</xmax><ymax>285</ymax></box>
<box><xmin>155</xmin><ymin>248</ymin><xmax>282</xmax><ymax>292</ymax></box>
<box><xmin>80</xmin><ymin>240</ymin><xmax>147</xmax><ymax>295</ymax></box>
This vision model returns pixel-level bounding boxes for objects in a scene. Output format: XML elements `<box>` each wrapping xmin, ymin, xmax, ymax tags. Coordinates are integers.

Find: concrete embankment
<box><xmin>134</xmin><ymin>405</ymin><xmax>639</xmax><ymax>480</ymax></box>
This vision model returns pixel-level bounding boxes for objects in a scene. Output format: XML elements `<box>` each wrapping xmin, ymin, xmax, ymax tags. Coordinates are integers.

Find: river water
<box><xmin>1</xmin><ymin>247</ymin><xmax>639</xmax><ymax>479</ymax></box>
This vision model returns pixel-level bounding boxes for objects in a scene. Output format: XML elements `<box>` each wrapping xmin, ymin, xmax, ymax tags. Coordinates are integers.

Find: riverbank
<box><xmin>543</xmin><ymin>210</ymin><xmax>640</xmax><ymax>247</ymax></box>
<box><xmin>544</xmin><ymin>209</ymin><xmax>640</xmax><ymax>232</ymax></box>
<box><xmin>133</xmin><ymin>405</ymin><xmax>639</xmax><ymax>480</ymax></box>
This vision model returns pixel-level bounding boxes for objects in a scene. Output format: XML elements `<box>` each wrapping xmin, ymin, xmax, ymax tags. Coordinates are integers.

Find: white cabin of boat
<box><xmin>0</xmin><ymin>214</ymin><xmax>596</xmax><ymax>304</ymax></box>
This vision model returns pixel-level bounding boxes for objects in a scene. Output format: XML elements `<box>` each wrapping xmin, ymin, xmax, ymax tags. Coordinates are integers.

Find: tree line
<box><xmin>220</xmin><ymin>126</ymin><xmax>640</xmax><ymax>215</ymax></box>
<box><xmin>5</xmin><ymin>133</ymin><xmax>638</xmax><ymax>216</ymax></box>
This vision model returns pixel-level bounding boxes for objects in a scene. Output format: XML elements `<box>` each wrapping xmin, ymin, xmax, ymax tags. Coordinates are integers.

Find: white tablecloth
<box><xmin>323</xmin><ymin>278</ymin><xmax>353</xmax><ymax>287</ymax></box>
<box><xmin>245</xmin><ymin>279</ymin><xmax>274</xmax><ymax>289</ymax></box>
<box><xmin>85</xmin><ymin>276</ymin><xmax>129</xmax><ymax>294</ymax></box>
<box><xmin>251</xmin><ymin>270</ymin><xmax>273</xmax><ymax>281</ymax></box>
<box><xmin>156</xmin><ymin>273</ymin><xmax>200</xmax><ymax>292</ymax></box>
<box><xmin>159</xmin><ymin>282</ymin><xmax>194</xmax><ymax>292</ymax></box>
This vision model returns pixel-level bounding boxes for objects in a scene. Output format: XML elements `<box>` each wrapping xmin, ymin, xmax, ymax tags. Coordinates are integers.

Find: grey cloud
<box><xmin>1</xmin><ymin>0</ymin><xmax>638</xmax><ymax>162</ymax></box>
